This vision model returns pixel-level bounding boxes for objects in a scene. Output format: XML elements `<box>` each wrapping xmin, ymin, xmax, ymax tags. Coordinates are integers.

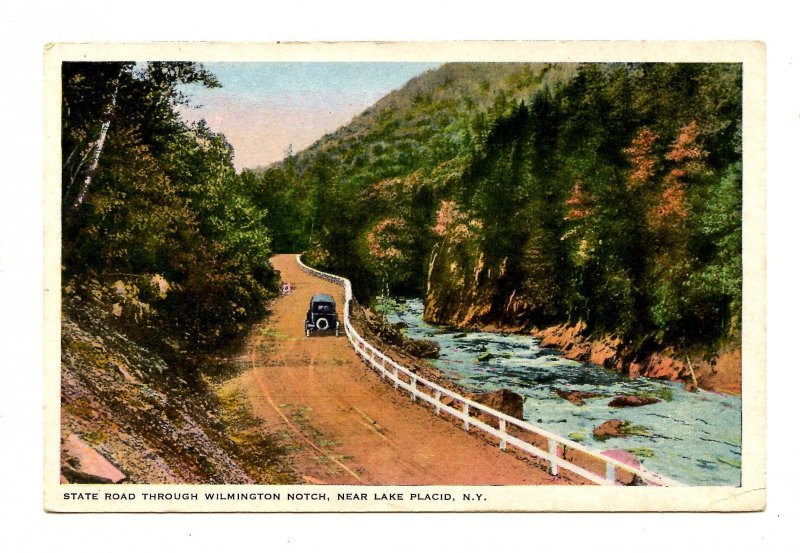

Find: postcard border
<box><xmin>44</xmin><ymin>40</ymin><xmax>766</xmax><ymax>512</ymax></box>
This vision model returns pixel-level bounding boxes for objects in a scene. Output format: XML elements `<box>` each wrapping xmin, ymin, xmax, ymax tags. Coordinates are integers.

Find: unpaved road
<box><xmin>240</xmin><ymin>254</ymin><xmax>576</xmax><ymax>485</ymax></box>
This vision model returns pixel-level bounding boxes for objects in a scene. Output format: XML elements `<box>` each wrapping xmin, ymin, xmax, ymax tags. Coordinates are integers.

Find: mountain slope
<box><xmin>252</xmin><ymin>62</ymin><xmax>742</xmax><ymax>393</ymax></box>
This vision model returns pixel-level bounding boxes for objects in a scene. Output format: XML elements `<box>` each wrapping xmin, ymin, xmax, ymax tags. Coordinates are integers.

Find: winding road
<box><xmin>240</xmin><ymin>254</ymin><xmax>577</xmax><ymax>485</ymax></box>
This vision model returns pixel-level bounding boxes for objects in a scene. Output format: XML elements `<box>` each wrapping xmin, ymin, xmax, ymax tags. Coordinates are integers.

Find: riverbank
<box><xmin>435</xmin><ymin>314</ymin><xmax>740</xmax><ymax>396</ymax></box>
<box><xmin>529</xmin><ymin>321</ymin><xmax>741</xmax><ymax>396</ymax></box>
<box><xmin>349</xmin><ymin>301</ymin><xmax>527</xmax><ymax>419</ymax></box>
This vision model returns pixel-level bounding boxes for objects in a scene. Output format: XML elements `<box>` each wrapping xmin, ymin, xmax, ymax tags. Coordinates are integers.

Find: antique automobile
<box><xmin>305</xmin><ymin>293</ymin><xmax>340</xmax><ymax>337</ymax></box>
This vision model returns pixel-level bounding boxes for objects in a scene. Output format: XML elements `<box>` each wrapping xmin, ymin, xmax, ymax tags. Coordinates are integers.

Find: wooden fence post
<box><xmin>606</xmin><ymin>462</ymin><xmax>616</xmax><ymax>484</ymax></box>
<box><xmin>548</xmin><ymin>439</ymin><xmax>559</xmax><ymax>476</ymax></box>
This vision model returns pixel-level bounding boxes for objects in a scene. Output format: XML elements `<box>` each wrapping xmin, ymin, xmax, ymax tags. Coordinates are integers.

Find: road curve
<box><xmin>242</xmin><ymin>253</ymin><xmax>576</xmax><ymax>485</ymax></box>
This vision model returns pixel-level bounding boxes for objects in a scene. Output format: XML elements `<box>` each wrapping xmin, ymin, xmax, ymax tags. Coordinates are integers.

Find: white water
<box><xmin>383</xmin><ymin>299</ymin><xmax>741</xmax><ymax>486</ymax></box>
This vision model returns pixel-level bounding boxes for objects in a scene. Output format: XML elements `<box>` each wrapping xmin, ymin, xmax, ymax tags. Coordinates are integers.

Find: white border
<box><xmin>1</xmin><ymin>1</ymin><xmax>797</xmax><ymax>550</ymax></box>
<box><xmin>43</xmin><ymin>41</ymin><xmax>765</xmax><ymax>514</ymax></box>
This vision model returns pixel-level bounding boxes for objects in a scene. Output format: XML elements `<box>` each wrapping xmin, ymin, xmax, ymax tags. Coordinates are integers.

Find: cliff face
<box><xmin>60</xmin><ymin>280</ymin><xmax>294</xmax><ymax>484</ymax></box>
<box><xmin>424</xmin><ymin>242</ymin><xmax>496</xmax><ymax>330</ymax></box>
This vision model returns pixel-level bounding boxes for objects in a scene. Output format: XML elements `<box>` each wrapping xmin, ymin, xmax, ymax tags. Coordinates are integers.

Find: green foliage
<box><xmin>436</xmin><ymin>63</ymin><xmax>742</xmax><ymax>349</ymax></box>
<box><xmin>66</xmin><ymin>60</ymin><xmax>739</xmax><ymax>362</ymax></box>
<box><xmin>251</xmin><ymin>62</ymin><xmax>741</xmax><ymax>356</ymax></box>
<box><xmin>62</xmin><ymin>62</ymin><xmax>278</xmax><ymax>355</ymax></box>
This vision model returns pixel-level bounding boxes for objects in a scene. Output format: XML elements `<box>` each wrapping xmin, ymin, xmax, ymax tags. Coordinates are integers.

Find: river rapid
<box><xmin>381</xmin><ymin>299</ymin><xmax>741</xmax><ymax>486</ymax></box>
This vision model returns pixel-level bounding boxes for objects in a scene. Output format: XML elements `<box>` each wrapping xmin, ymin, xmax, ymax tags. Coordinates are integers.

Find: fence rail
<box><xmin>295</xmin><ymin>254</ymin><xmax>683</xmax><ymax>487</ymax></box>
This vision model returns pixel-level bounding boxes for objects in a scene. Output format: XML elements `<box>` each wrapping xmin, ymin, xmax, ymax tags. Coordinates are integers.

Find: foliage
<box><xmin>260</xmin><ymin>62</ymin><xmax>742</xmax><ymax>356</ymax></box>
<box><xmin>62</xmin><ymin>62</ymin><xmax>278</xmax><ymax>356</ymax></box>
<box><xmin>66</xmin><ymin>60</ymin><xmax>742</xmax><ymax>362</ymax></box>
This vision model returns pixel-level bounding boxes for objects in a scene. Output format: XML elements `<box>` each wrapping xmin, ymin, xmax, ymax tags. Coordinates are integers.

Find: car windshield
<box><xmin>314</xmin><ymin>302</ymin><xmax>334</xmax><ymax>313</ymax></box>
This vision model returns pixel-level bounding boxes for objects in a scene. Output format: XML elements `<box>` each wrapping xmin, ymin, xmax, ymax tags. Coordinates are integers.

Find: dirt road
<box><xmin>240</xmin><ymin>254</ymin><xmax>575</xmax><ymax>485</ymax></box>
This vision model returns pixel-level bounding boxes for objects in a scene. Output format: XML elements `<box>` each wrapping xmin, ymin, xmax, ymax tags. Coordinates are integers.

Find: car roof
<box><xmin>311</xmin><ymin>293</ymin><xmax>336</xmax><ymax>304</ymax></box>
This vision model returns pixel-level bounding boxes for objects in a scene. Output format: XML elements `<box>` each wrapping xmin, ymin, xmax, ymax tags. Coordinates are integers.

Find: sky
<box><xmin>179</xmin><ymin>62</ymin><xmax>440</xmax><ymax>170</ymax></box>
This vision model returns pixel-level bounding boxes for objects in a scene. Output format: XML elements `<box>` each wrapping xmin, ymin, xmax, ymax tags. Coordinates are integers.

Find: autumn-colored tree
<box><xmin>624</xmin><ymin>128</ymin><xmax>660</xmax><ymax>191</ymax></box>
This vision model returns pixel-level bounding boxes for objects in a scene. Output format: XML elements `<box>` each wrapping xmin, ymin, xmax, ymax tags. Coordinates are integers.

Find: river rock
<box><xmin>601</xmin><ymin>448</ymin><xmax>641</xmax><ymax>468</ymax></box>
<box><xmin>404</xmin><ymin>338</ymin><xmax>440</xmax><ymax>359</ymax></box>
<box><xmin>555</xmin><ymin>389</ymin><xmax>601</xmax><ymax>406</ymax></box>
<box><xmin>476</xmin><ymin>351</ymin><xmax>494</xmax><ymax>362</ymax></box>
<box><xmin>470</xmin><ymin>389</ymin><xmax>525</xmax><ymax>420</ymax></box>
<box><xmin>608</xmin><ymin>395</ymin><xmax>660</xmax><ymax>408</ymax></box>
<box><xmin>593</xmin><ymin>419</ymin><xmax>626</xmax><ymax>439</ymax></box>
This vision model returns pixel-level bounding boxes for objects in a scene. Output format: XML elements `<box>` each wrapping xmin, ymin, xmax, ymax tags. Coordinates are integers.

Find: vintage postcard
<box><xmin>44</xmin><ymin>41</ymin><xmax>765</xmax><ymax>512</ymax></box>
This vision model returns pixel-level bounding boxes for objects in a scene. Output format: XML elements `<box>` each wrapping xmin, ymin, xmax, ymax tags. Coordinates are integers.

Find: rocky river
<box><xmin>382</xmin><ymin>299</ymin><xmax>742</xmax><ymax>486</ymax></box>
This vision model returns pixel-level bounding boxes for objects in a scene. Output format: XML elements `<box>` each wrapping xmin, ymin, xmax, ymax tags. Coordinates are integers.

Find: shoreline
<box><xmin>444</xmin><ymin>317</ymin><xmax>742</xmax><ymax>397</ymax></box>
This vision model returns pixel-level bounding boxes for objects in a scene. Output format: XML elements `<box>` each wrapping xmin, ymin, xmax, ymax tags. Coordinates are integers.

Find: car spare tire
<box><xmin>316</xmin><ymin>318</ymin><xmax>329</xmax><ymax>331</ymax></box>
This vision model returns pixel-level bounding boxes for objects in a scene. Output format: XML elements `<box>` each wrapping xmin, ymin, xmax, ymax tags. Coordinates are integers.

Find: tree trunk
<box><xmin>69</xmin><ymin>76</ymin><xmax>121</xmax><ymax>212</ymax></box>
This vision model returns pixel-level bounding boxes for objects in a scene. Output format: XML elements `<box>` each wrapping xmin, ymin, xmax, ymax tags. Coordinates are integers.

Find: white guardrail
<box><xmin>295</xmin><ymin>254</ymin><xmax>683</xmax><ymax>487</ymax></box>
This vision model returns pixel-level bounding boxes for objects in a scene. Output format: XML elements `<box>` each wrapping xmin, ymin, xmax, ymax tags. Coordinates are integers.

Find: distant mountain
<box><xmin>289</xmin><ymin>63</ymin><xmax>580</xmax><ymax>188</ymax></box>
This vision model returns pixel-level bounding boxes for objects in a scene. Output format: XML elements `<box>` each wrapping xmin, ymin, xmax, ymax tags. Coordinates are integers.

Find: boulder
<box><xmin>470</xmin><ymin>389</ymin><xmax>525</xmax><ymax>420</ymax></box>
<box><xmin>592</xmin><ymin>419</ymin><xmax>626</xmax><ymax>439</ymax></box>
<box><xmin>608</xmin><ymin>395</ymin><xmax>660</xmax><ymax>408</ymax></box>
<box><xmin>61</xmin><ymin>434</ymin><xmax>126</xmax><ymax>484</ymax></box>
<box><xmin>555</xmin><ymin>389</ymin><xmax>601</xmax><ymax>406</ymax></box>
<box><xmin>404</xmin><ymin>338</ymin><xmax>440</xmax><ymax>359</ymax></box>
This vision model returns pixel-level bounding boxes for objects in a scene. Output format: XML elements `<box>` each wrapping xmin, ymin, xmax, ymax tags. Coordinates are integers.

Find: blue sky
<box><xmin>179</xmin><ymin>62</ymin><xmax>440</xmax><ymax>170</ymax></box>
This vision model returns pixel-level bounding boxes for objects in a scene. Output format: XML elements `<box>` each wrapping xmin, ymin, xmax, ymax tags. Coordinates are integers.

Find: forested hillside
<box><xmin>248</xmin><ymin>63</ymin><xmax>579</xmax><ymax>295</ymax></box>
<box><xmin>60</xmin><ymin>62</ymin><xmax>290</xmax><ymax>483</ymax></box>
<box><xmin>62</xmin><ymin>62</ymin><xmax>279</xmax><ymax>360</ymax></box>
<box><xmin>259</xmin><ymin>62</ymin><xmax>742</xmax><ymax>369</ymax></box>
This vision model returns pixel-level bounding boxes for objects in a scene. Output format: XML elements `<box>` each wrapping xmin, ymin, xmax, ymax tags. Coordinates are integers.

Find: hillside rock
<box><xmin>61</xmin><ymin>434</ymin><xmax>127</xmax><ymax>484</ymax></box>
<box><xmin>60</xmin><ymin>283</ymin><xmax>260</xmax><ymax>484</ymax></box>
